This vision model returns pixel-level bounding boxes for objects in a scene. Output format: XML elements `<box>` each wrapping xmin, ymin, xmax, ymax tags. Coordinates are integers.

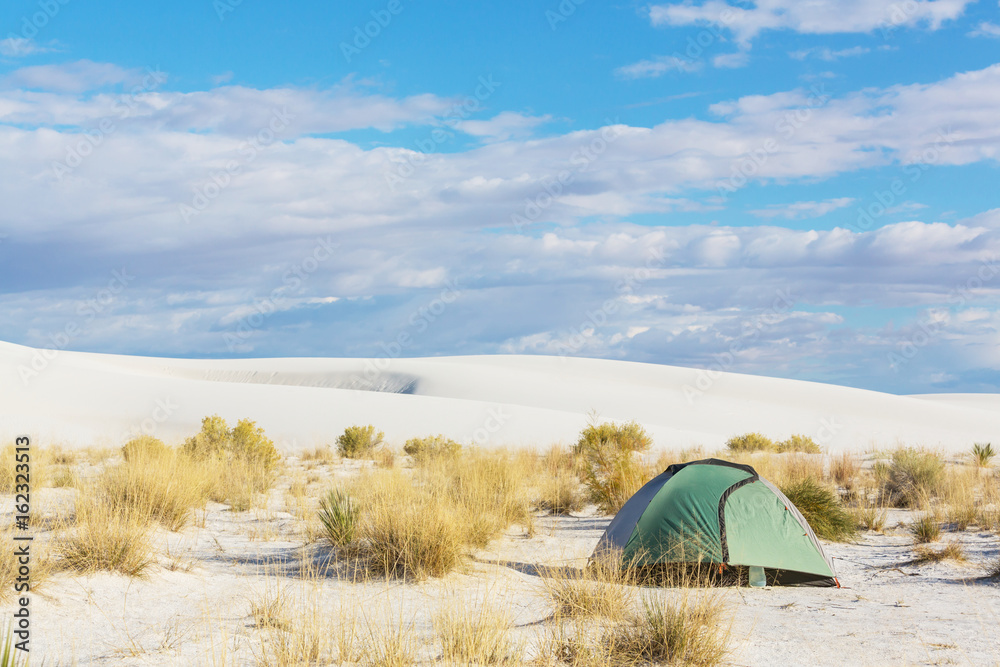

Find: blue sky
<box><xmin>1</xmin><ymin>0</ymin><xmax>999</xmax><ymax>394</ymax></box>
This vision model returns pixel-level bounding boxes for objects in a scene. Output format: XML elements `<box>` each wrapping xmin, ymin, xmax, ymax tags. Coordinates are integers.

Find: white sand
<box><xmin>7</xmin><ymin>457</ymin><xmax>1000</xmax><ymax>666</ymax></box>
<box><xmin>2</xmin><ymin>340</ymin><xmax>997</xmax><ymax>453</ymax></box>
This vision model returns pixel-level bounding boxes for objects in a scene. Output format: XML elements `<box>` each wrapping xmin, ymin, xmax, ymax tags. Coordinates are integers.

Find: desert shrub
<box><xmin>779</xmin><ymin>477</ymin><xmax>857</xmax><ymax>542</ymax></box>
<box><xmin>181</xmin><ymin>415</ymin><xmax>279</xmax><ymax>509</ymax></box>
<box><xmin>605</xmin><ymin>593</ymin><xmax>729</xmax><ymax>667</ymax></box>
<box><xmin>579</xmin><ymin>441</ymin><xmax>650</xmax><ymax>514</ymax></box>
<box><xmin>336</xmin><ymin>424</ymin><xmax>384</xmax><ymax>459</ymax></box>
<box><xmin>435</xmin><ymin>602</ymin><xmax>515</xmax><ymax>664</ymax></box>
<box><xmin>987</xmin><ymin>555</ymin><xmax>1000</xmax><ymax>579</ymax></box>
<box><xmin>776</xmin><ymin>434</ymin><xmax>821</xmax><ymax>454</ymax></box>
<box><xmin>183</xmin><ymin>415</ymin><xmax>279</xmax><ymax>470</ymax></box>
<box><xmin>403</xmin><ymin>434</ymin><xmax>461</xmax><ymax>463</ymax></box>
<box><xmin>318</xmin><ymin>488</ymin><xmax>358</xmax><ymax>547</ymax></box>
<box><xmin>883</xmin><ymin>448</ymin><xmax>945</xmax><ymax>508</ymax></box>
<box><xmin>972</xmin><ymin>442</ymin><xmax>996</xmax><ymax>467</ymax></box>
<box><xmin>57</xmin><ymin>490</ymin><xmax>155</xmax><ymax>576</ymax></box>
<box><xmin>121</xmin><ymin>434</ymin><xmax>169</xmax><ymax>462</ymax></box>
<box><xmin>574</xmin><ymin>420</ymin><xmax>652</xmax><ymax>456</ymax></box>
<box><xmin>911</xmin><ymin>513</ymin><xmax>941</xmax><ymax>543</ymax></box>
<box><xmin>575</xmin><ymin>421</ymin><xmax>653</xmax><ymax>514</ymax></box>
<box><xmin>538</xmin><ymin>471</ymin><xmax>586</xmax><ymax>515</ymax></box>
<box><xmin>725</xmin><ymin>433</ymin><xmax>775</xmax><ymax>453</ymax></box>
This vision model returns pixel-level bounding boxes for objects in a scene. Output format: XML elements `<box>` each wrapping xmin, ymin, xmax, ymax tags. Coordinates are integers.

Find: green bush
<box><xmin>911</xmin><ymin>513</ymin><xmax>941</xmax><ymax>543</ymax></box>
<box><xmin>779</xmin><ymin>477</ymin><xmax>857</xmax><ymax>542</ymax></box>
<box><xmin>337</xmin><ymin>425</ymin><xmax>384</xmax><ymax>459</ymax></box>
<box><xmin>776</xmin><ymin>434</ymin><xmax>821</xmax><ymax>454</ymax></box>
<box><xmin>725</xmin><ymin>433</ymin><xmax>775</xmax><ymax>453</ymax></box>
<box><xmin>403</xmin><ymin>434</ymin><xmax>461</xmax><ymax>462</ymax></box>
<box><xmin>318</xmin><ymin>488</ymin><xmax>358</xmax><ymax>547</ymax></box>
<box><xmin>121</xmin><ymin>434</ymin><xmax>169</xmax><ymax>462</ymax></box>
<box><xmin>574</xmin><ymin>420</ymin><xmax>652</xmax><ymax>455</ymax></box>
<box><xmin>883</xmin><ymin>448</ymin><xmax>945</xmax><ymax>508</ymax></box>
<box><xmin>182</xmin><ymin>415</ymin><xmax>279</xmax><ymax>471</ymax></box>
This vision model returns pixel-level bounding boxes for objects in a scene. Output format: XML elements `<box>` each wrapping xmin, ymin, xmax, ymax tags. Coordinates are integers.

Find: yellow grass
<box><xmin>57</xmin><ymin>488</ymin><xmax>156</xmax><ymax>576</ymax></box>
<box><xmin>435</xmin><ymin>598</ymin><xmax>516</xmax><ymax>664</ymax></box>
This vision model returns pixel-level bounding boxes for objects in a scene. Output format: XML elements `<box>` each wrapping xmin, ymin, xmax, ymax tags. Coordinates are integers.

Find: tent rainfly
<box><xmin>593</xmin><ymin>458</ymin><xmax>839</xmax><ymax>587</ymax></box>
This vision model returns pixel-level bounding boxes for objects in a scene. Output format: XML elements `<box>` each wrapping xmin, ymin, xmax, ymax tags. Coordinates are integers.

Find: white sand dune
<box><xmin>1</xmin><ymin>340</ymin><xmax>996</xmax><ymax>452</ymax></box>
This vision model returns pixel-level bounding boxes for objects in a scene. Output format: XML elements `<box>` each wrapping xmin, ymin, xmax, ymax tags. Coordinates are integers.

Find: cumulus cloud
<box><xmin>2</xmin><ymin>61</ymin><xmax>1000</xmax><ymax>391</ymax></box>
<box><xmin>648</xmin><ymin>0</ymin><xmax>973</xmax><ymax>45</ymax></box>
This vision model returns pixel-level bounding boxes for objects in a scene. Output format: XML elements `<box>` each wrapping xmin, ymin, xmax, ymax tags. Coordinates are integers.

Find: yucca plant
<box><xmin>1</xmin><ymin>622</ymin><xmax>29</xmax><ymax>667</ymax></box>
<box><xmin>972</xmin><ymin>442</ymin><xmax>995</xmax><ymax>468</ymax></box>
<box><xmin>318</xmin><ymin>488</ymin><xmax>359</xmax><ymax>547</ymax></box>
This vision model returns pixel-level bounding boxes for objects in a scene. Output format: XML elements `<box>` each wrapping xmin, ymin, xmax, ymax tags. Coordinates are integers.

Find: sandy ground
<box><xmin>2</xmin><ymin>341</ymin><xmax>998</xmax><ymax>453</ymax></box>
<box><xmin>5</xmin><ymin>456</ymin><xmax>999</xmax><ymax>667</ymax></box>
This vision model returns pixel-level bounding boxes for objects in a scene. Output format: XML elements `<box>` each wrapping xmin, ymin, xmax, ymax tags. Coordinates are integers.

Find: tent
<box><xmin>593</xmin><ymin>458</ymin><xmax>839</xmax><ymax>587</ymax></box>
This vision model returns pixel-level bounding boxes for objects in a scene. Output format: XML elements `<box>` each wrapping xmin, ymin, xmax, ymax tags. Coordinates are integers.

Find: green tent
<box><xmin>593</xmin><ymin>458</ymin><xmax>839</xmax><ymax>587</ymax></box>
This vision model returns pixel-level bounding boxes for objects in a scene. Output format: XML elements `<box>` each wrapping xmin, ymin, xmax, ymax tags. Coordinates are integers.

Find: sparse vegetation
<box><xmin>336</xmin><ymin>424</ymin><xmax>384</xmax><ymax>459</ymax></box>
<box><xmin>830</xmin><ymin>452</ymin><xmax>860</xmax><ymax>489</ymax></box>
<box><xmin>726</xmin><ymin>432</ymin><xmax>775</xmax><ymax>453</ymax></box>
<box><xmin>184</xmin><ymin>414</ymin><xmax>280</xmax><ymax>472</ymax></box>
<box><xmin>538</xmin><ymin>471</ymin><xmax>586</xmax><ymax>515</ymax></box>
<box><xmin>779</xmin><ymin>477</ymin><xmax>857</xmax><ymax>542</ymax></box>
<box><xmin>853</xmin><ymin>499</ymin><xmax>888</xmax><ymax>532</ymax></box>
<box><xmin>435</xmin><ymin>602</ymin><xmax>515</xmax><ymax>664</ymax></box>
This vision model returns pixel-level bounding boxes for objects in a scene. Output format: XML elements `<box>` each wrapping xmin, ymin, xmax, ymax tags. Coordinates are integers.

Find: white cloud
<box><xmin>649</xmin><ymin>0</ymin><xmax>973</xmax><ymax>45</ymax></box>
<box><xmin>211</xmin><ymin>71</ymin><xmax>235</xmax><ymax>85</ymax></box>
<box><xmin>750</xmin><ymin>198</ymin><xmax>855</xmax><ymax>220</ymax></box>
<box><xmin>969</xmin><ymin>21</ymin><xmax>1000</xmax><ymax>37</ymax></box>
<box><xmin>615</xmin><ymin>55</ymin><xmax>702</xmax><ymax>79</ymax></box>
<box><xmin>0</xmin><ymin>37</ymin><xmax>55</xmax><ymax>58</ymax></box>
<box><xmin>712</xmin><ymin>52</ymin><xmax>750</xmax><ymax>68</ymax></box>
<box><xmin>2</xmin><ymin>60</ymin><xmax>136</xmax><ymax>92</ymax></box>
<box><xmin>456</xmin><ymin>111</ymin><xmax>552</xmax><ymax>142</ymax></box>
<box><xmin>789</xmin><ymin>46</ymin><xmax>871</xmax><ymax>61</ymax></box>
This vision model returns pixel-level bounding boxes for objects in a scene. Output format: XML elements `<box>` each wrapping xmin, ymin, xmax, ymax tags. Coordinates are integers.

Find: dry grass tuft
<box><xmin>435</xmin><ymin>600</ymin><xmax>516</xmax><ymax>664</ymax></box>
<box><xmin>831</xmin><ymin>452</ymin><xmax>861</xmax><ymax>490</ymax></box>
<box><xmin>911</xmin><ymin>513</ymin><xmax>942</xmax><ymax>544</ymax></box>
<box><xmin>543</xmin><ymin>558</ymin><xmax>635</xmax><ymax>620</ymax></box>
<box><xmin>852</xmin><ymin>498</ymin><xmax>889</xmax><ymax>532</ymax></box>
<box><xmin>537</xmin><ymin>471</ymin><xmax>586</xmax><ymax>515</ymax></box>
<box><xmin>249</xmin><ymin>586</ymin><xmax>291</xmax><ymax>631</ymax></box>
<box><xmin>359</xmin><ymin>471</ymin><xmax>466</xmax><ymax>579</ymax></box>
<box><xmin>604</xmin><ymin>593</ymin><xmax>730</xmax><ymax>666</ymax></box>
<box><xmin>910</xmin><ymin>541</ymin><xmax>967</xmax><ymax>565</ymax></box>
<box><xmin>99</xmin><ymin>448</ymin><xmax>208</xmax><ymax>531</ymax></box>
<box><xmin>57</xmin><ymin>489</ymin><xmax>156</xmax><ymax>576</ymax></box>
